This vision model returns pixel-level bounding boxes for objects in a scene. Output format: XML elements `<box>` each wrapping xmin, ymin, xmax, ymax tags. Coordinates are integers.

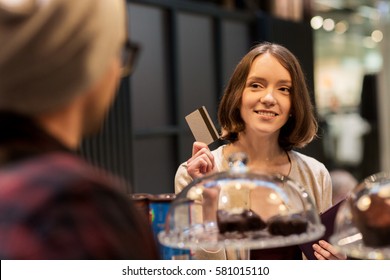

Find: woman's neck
<box><xmin>224</xmin><ymin>131</ymin><xmax>291</xmax><ymax>175</ymax></box>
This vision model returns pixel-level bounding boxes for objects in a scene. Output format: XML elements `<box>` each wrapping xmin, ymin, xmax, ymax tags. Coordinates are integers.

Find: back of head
<box><xmin>0</xmin><ymin>0</ymin><xmax>126</xmax><ymax>115</ymax></box>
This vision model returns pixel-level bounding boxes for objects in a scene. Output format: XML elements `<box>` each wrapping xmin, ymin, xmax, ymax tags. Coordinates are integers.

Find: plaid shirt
<box><xmin>0</xmin><ymin>112</ymin><xmax>158</xmax><ymax>259</ymax></box>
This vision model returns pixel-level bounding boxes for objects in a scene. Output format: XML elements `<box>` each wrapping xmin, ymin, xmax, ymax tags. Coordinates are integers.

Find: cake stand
<box><xmin>330</xmin><ymin>172</ymin><xmax>390</xmax><ymax>260</ymax></box>
<box><xmin>158</xmin><ymin>213</ymin><xmax>325</xmax><ymax>259</ymax></box>
<box><xmin>159</xmin><ymin>153</ymin><xmax>326</xmax><ymax>260</ymax></box>
<box><xmin>330</xmin><ymin>226</ymin><xmax>390</xmax><ymax>260</ymax></box>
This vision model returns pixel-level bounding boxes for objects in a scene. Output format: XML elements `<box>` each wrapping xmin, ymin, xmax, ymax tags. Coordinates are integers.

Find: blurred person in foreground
<box><xmin>175</xmin><ymin>42</ymin><xmax>346</xmax><ymax>260</ymax></box>
<box><xmin>0</xmin><ymin>0</ymin><xmax>158</xmax><ymax>259</ymax></box>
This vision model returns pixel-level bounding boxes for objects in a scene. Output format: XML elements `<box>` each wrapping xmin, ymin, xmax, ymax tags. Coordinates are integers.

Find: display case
<box><xmin>330</xmin><ymin>172</ymin><xmax>390</xmax><ymax>259</ymax></box>
<box><xmin>159</xmin><ymin>153</ymin><xmax>325</xmax><ymax>255</ymax></box>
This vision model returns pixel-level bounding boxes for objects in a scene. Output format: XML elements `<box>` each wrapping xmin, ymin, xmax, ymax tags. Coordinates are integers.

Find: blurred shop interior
<box><xmin>79</xmin><ymin>0</ymin><xmax>390</xmax><ymax>194</ymax></box>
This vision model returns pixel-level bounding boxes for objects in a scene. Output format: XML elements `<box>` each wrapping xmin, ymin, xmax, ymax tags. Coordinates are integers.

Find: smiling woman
<box><xmin>174</xmin><ymin>42</ymin><xmax>346</xmax><ymax>260</ymax></box>
<box><xmin>217</xmin><ymin>42</ymin><xmax>317</xmax><ymax>150</ymax></box>
<box><xmin>240</xmin><ymin>53</ymin><xmax>292</xmax><ymax>140</ymax></box>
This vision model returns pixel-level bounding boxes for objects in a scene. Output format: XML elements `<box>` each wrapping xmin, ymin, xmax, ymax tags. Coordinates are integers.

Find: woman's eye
<box><xmin>279</xmin><ymin>87</ymin><xmax>291</xmax><ymax>93</ymax></box>
<box><xmin>250</xmin><ymin>83</ymin><xmax>261</xmax><ymax>89</ymax></box>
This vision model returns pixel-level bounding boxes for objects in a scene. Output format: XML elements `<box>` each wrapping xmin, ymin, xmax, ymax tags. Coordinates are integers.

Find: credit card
<box><xmin>185</xmin><ymin>106</ymin><xmax>219</xmax><ymax>145</ymax></box>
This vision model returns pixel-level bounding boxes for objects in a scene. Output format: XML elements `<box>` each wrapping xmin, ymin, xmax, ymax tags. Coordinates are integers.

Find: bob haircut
<box><xmin>218</xmin><ymin>42</ymin><xmax>318</xmax><ymax>150</ymax></box>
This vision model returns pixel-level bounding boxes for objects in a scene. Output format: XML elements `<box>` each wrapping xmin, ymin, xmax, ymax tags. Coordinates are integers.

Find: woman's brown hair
<box><xmin>218</xmin><ymin>42</ymin><xmax>318</xmax><ymax>150</ymax></box>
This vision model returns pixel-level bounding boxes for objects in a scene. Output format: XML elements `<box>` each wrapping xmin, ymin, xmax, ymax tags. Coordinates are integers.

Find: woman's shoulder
<box><xmin>211</xmin><ymin>144</ymin><xmax>228</xmax><ymax>170</ymax></box>
<box><xmin>288</xmin><ymin>150</ymin><xmax>331</xmax><ymax>180</ymax></box>
<box><xmin>289</xmin><ymin>150</ymin><xmax>327</xmax><ymax>171</ymax></box>
<box><xmin>288</xmin><ymin>150</ymin><xmax>332</xmax><ymax>212</ymax></box>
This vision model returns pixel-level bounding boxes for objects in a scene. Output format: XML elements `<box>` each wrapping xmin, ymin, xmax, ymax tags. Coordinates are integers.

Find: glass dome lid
<box><xmin>159</xmin><ymin>153</ymin><xmax>325</xmax><ymax>251</ymax></box>
<box><xmin>330</xmin><ymin>172</ymin><xmax>390</xmax><ymax>259</ymax></box>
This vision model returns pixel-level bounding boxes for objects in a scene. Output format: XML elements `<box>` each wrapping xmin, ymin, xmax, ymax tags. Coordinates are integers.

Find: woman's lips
<box><xmin>255</xmin><ymin>110</ymin><xmax>279</xmax><ymax>117</ymax></box>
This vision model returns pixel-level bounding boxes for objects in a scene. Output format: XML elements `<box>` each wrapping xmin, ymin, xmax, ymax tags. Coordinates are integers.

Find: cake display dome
<box><xmin>330</xmin><ymin>172</ymin><xmax>390</xmax><ymax>259</ymax></box>
<box><xmin>158</xmin><ymin>153</ymin><xmax>325</xmax><ymax>252</ymax></box>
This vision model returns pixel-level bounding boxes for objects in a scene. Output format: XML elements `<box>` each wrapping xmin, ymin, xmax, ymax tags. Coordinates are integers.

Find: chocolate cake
<box><xmin>217</xmin><ymin>209</ymin><xmax>267</xmax><ymax>234</ymax></box>
<box><xmin>352</xmin><ymin>193</ymin><xmax>390</xmax><ymax>247</ymax></box>
<box><xmin>267</xmin><ymin>213</ymin><xmax>308</xmax><ymax>236</ymax></box>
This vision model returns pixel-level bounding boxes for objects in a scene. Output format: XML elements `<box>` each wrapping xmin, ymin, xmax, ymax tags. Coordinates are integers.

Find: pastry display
<box><xmin>217</xmin><ymin>209</ymin><xmax>308</xmax><ymax>237</ymax></box>
<box><xmin>267</xmin><ymin>213</ymin><xmax>308</xmax><ymax>236</ymax></box>
<box><xmin>216</xmin><ymin>209</ymin><xmax>267</xmax><ymax>234</ymax></box>
<box><xmin>330</xmin><ymin>172</ymin><xmax>390</xmax><ymax>259</ymax></box>
<box><xmin>158</xmin><ymin>153</ymin><xmax>324</xmax><ymax>251</ymax></box>
<box><xmin>351</xmin><ymin>191</ymin><xmax>390</xmax><ymax>247</ymax></box>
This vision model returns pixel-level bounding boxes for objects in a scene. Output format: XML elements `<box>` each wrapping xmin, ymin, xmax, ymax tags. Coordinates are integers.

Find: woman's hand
<box><xmin>312</xmin><ymin>240</ymin><xmax>347</xmax><ymax>260</ymax></box>
<box><xmin>186</xmin><ymin>142</ymin><xmax>215</xmax><ymax>179</ymax></box>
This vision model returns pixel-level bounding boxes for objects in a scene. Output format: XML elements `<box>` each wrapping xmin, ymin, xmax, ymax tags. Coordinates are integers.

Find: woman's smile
<box><xmin>254</xmin><ymin>109</ymin><xmax>279</xmax><ymax>119</ymax></box>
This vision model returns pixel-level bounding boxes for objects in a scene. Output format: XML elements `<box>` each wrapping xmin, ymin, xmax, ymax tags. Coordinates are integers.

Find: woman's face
<box><xmin>240</xmin><ymin>52</ymin><xmax>292</xmax><ymax>138</ymax></box>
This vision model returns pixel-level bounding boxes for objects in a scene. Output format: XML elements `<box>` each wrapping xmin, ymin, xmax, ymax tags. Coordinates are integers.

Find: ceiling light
<box><xmin>335</xmin><ymin>21</ymin><xmax>348</xmax><ymax>34</ymax></box>
<box><xmin>371</xmin><ymin>30</ymin><xmax>383</xmax><ymax>42</ymax></box>
<box><xmin>323</xmin><ymin>18</ymin><xmax>335</xmax><ymax>31</ymax></box>
<box><xmin>311</xmin><ymin>16</ymin><xmax>324</xmax><ymax>30</ymax></box>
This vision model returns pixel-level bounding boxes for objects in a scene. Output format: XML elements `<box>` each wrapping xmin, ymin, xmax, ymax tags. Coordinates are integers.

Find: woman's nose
<box><xmin>260</xmin><ymin>90</ymin><xmax>276</xmax><ymax>105</ymax></box>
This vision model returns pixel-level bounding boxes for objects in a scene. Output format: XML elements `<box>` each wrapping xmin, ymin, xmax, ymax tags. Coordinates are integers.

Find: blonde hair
<box><xmin>0</xmin><ymin>0</ymin><xmax>126</xmax><ymax>114</ymax></box>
